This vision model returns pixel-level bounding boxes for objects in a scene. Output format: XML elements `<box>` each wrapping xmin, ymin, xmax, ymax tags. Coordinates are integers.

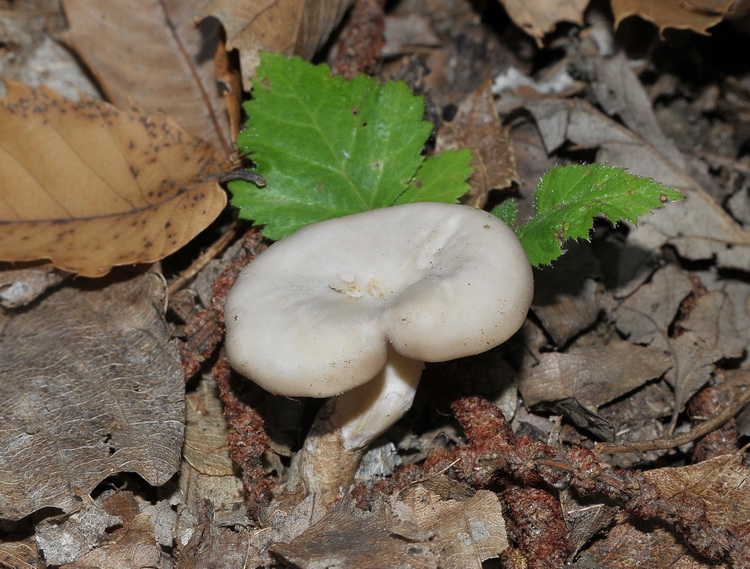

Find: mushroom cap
<box><xmin>225</xmin><ymin>202</ymin><xmax>533</xmax><ymax>398</ymax></box>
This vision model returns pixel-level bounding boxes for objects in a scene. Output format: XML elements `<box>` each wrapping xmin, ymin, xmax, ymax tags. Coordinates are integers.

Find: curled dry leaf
<box><xmin>0</xmin><ymin>80</ymin><xmax>227</xmax><ymax>278</ymax></box>
<box><xmin>204</xmin><ymin>0</ymin><xmax>352</xmax><ymax>90</ymax></box>
<box><xmin>498</xmin><ymin>0</ymin><xmax>588</xmax><ymax>45</ymax></box>
<box><xmin>611</xmin><ymin>0</ymin><xmax>736</xmax><ymax>35</ymax></box>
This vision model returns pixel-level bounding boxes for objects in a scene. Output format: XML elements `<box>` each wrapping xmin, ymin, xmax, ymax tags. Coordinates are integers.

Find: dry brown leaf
<box><xmin>392</xmin><ymin>486</ymin><xmax>509</xmax><ymax>569</ymax></box>
<box><xmin>0</xmin><ymin>266</ymin><xmax>68</xmax><ymax>309</ymax></box>
<box><xmin>582</xmin><ymin>51</ymin><xmax>750</xmax><ymax>289</ymax></box>
<box><xmin>382</xmin><ymin>13</ymin><xmax>441</xmax><ymax>58</ymax></box>
<box><xmin>205</xmin><ymin>0</ymin><xmax>352</xmax><ymax>90</ymax></box>
<box><xmin>531</xmin><ymin>242</ymin><xmax>601</xmax><ymax>346</ymax></box>
<box><xmin>518</xmin><ymin>337</ymin><xmax>674</xmax><ymax>441</ymax></box>
<box><xmin>614</xmin><ymin>265</ymin><xmax>692</xmax><ymax>345</ymax></box>
<box><xmin>0</xmin><ymin>271</ymin><xmax>184</xmax><ymax>520</ymax></box>
<box><xmin>177</xmin><ymin>453</ymin><xmax>246</xmax><ymax>551</ymax></box>
<box><xmin>643</xmin><ymin>453</ymin><xmax>750</xmax><ymax>528</ymax></box>
<box><xmin>591</xmin><ymin>52</ymin><xmax>685</xmax><ymax>169</ymax></box>
<box><xmin>0</xmin><ymin>3</ymin><xmax>99</xmax><ymax>101</ymax></box>
<box><xmin>215</xmin><ymin>30</ymin><xmax>244</xmax><ymax>145</ymax></box>
<box><xmin>62</xmin><ymin>0</ymin><xmax>239</xmax><ymax>160</ymax></box>
<box><xmin>666</xmin><ymin>290</ymin><xmax>745</xmax><ymax>417</ymax></box>
<box><xmin>586</xmin><ymin>520</ymin><xmax>729</xmax><ymax>568</ymax></box>
<box><xmin>547</xmin><ymin>398</ymin><xmax>619</xmax><ymax>441</ymax></box>
<box><xmin>70</xmin><ymin>492</ymin><xmax>164</xmax><ymax>569</ymax></box>
<box><xmin>601</xmin><ymin>378</ymin><xmax>675</xmax><ymax>426</ymax></box>
<box><xmin>560</xmin><ymin>490</ymin><xmax>617</xmax><ymax>557</ymax></box>
<box><xmin>715</xmin><ymin>277</ymin><xmax>750</xmax><ymax>346</ymax></box>
<box><xmin>611</xmin><ymin>0</ymin><xmax>735</xmax><ymax>35</ymax></box>
<box><xmin>270</xmin><ymin>499</ymin><xmax>438</xmax><ymax>569</ymax></box>
<box><xmin>436</xmin><ymin>78</ymin><xmax>518</xmax><ymax>208</ymax></box>
<box><xmin>518</xmin><ymin>339</ymin><xmax>673</xmax><ymax>409</ymax></box>
<box><xmin>176</xmin><ymin>377</ymin><xmax>249</xmax><ymax>557</ymax></box>
<box><xmin>596</xmin><ymin>381</ymin><xmax>676</xmax><ymax>467</ymax></box>
<box><xmin>183</xmin><ymin>375</ymin><xmax>235</xmax><ymax>477</ymax></box>
<box><xmin>506</xmin><ymin>118</ymin><xmax>558</xmax><ymax>223</ymax></box>
<box><xmin>177</xmin><ymin>508</ymin><xmax>256</xmax><ymax>569</ymax></box>
<box><xmin>0</xmin><ymin>536</ymin><xmax>43</xmax><ymax>569</ymax></box>
<box><xmin>0</xmin><ymin>80</ymin><xmax>226</xmax><ymax>278</ymax></box>
<box><xmin>180</xmin><ymin>492</ymin><xmax>330</xmax><ymax>568</ymax></box>
<box><xmin>177</xmin><ymin>374</ymin><xmax>274</xmax><ymax>559</ymax></box>
<box><xmin>498</xmin><ymin>0</ymin><xmax>588</xmax><ymax>45</ymax></box>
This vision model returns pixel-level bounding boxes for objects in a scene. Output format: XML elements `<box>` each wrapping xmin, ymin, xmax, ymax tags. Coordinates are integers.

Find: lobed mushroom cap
<box><xmin>224</xmin><ymin>202</ymin><xmax>533</xmax><ymax>397</ymax></box>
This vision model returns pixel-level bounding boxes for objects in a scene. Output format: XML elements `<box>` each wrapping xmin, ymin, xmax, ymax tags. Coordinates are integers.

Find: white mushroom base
<box><xmin>287</xmin><ymin>348</ymin><xmax>424</xmax><ymax>502</ymax></box>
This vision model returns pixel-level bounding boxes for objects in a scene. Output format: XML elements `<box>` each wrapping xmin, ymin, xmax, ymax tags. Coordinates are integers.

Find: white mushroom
<box><xmin>224</xmin><ymin>202</ymin><xmax>533</xmax><ymax>501</ymax></box>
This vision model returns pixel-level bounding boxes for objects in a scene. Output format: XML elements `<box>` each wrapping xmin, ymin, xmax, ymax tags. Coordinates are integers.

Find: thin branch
<box><xmin>167</xmin><ymin>222</ymin><xmax>241</xmax><ymax>296</ymax></box>
<box><xmin>595</xmin><ymin>387</ymin><xmax>750</xmax><ymax>454</ymax></box>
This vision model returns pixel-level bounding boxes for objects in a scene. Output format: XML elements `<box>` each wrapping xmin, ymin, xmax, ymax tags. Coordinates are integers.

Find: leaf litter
<box><xmin>1</xmin><ymin>0</ymin><xmax>750</xmax><ymax>568</ymax></box>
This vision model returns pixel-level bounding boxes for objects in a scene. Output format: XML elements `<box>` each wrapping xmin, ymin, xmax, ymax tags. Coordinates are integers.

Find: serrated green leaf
<box><xmin>397</xmin><ymin>149</ymin><xmax>473</xmax><ymax>204</ymax></box>
<box><xmin>489</xmin><ymin>199</ymin><xmax>518</xmax><ymax>228</ymax></box>
<box><xmin>229</xmin><ymin>53</ymin><xmax>470</xmax><ymax>240</ymax></box>
<box><xmin>516</xmin><ymin>163</ymin><xmax>683</xmax><ymax>266</ymax></box>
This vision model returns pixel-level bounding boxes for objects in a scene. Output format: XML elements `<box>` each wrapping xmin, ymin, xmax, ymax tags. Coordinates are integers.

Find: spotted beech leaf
<box><xmin>0</xmin><ymin>80</ymin><xmax>227</xmax><ymax>277</ymax></box>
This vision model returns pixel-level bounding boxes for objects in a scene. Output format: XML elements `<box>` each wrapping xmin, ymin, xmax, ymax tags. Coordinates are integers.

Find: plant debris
<box><xmin>1</xmin><ymin>1</ymin><xmax>749</xmax><ymax>567</ymax></box>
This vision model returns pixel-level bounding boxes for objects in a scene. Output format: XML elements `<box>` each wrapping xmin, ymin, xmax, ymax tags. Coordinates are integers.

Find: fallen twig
<box><xmin>594</xmin><ymin>386</ymin><xmax>750</xmax><ymax>454</ymax></box>
<box><xmin>167</xmin><ymin>221</ymin><xmax>241</xmax><ymax>297</ymax></box>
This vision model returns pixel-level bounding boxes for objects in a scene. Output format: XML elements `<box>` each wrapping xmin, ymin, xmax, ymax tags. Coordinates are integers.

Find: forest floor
<box><xmin>1</xmin><ymin>0</ymin><xmax>749</xmax><ymax>568</ymax></box>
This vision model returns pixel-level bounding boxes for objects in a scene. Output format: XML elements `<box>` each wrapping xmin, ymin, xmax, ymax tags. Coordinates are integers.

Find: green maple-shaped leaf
<box><xmin>230</xmin><ymin>53</ymin><xmax>472</xmax><ymax>240</ymax></box>
<box><xmin>498</xmin><ymin>163</ymin><xmax>683</xmax><ymax>267</ymax></box>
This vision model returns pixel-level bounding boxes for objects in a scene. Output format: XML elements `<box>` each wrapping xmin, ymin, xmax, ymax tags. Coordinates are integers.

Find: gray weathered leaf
<box><xmin>614</xmin><ymin>265</ymin><xmax>744</xmax><ymax>419</ymax></box>
<box><xmin>518</xmin><ymin>340</ymin><xmax>673</xmax><ymax>410</ymax></box>
<box><xmin>0</xmin><ymin>271</ymin><xmax>184</xmax><ymax>520</ymax></box>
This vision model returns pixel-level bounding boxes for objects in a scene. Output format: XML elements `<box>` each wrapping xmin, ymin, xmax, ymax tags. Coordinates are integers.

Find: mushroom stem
<box><xmin>288</xmin><ymin>348</ymin><xmax>424</xmax><ymax>502</ymax></box>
